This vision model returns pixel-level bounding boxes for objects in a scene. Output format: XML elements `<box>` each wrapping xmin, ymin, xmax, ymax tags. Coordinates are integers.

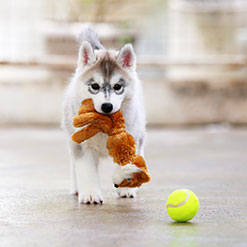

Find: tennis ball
<box><xmin>166</xmin><ymin>189</ymin><xmax>199</xmax><ymax>222</ymax></box>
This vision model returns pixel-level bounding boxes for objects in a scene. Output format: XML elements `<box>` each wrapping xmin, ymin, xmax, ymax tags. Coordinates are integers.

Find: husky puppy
<box><xmin>62</xmin><ymin>28</ymin><xmax>146</xmax><ymax>204</ymax></box>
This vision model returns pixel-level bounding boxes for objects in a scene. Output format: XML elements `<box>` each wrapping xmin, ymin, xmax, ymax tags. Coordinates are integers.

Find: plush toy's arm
<box><xmin>106</xmin><ymin>133</ymin><xmax>136</xmax><ymax>165</ymax></box>
<box><xmin>106</xmin><ymin>111</ymin><xmax>151</xmax><ymax>188</ymax></box>
<box><xmin>72</xmin><ymin>125</ymin><xmax>101</xmax><ymax>144</ymax></box>
<box><xmin>73</xmin><ymin>112</ymin><xmax>112</xmax><ymax>132</ymax></box>
<box><xmin>71</xmin><ymin>98</ymin><xmax>113</xmax><ymax>144</ymax></box>
<box><xmin>127</xmin><ymin>155</ymin><xmax>151</xmax><ymax>187</ymax></box>
<box><xmin>77</xmin><ymin>98</ymin><xmax>96</xmax><ymax>114</ymax></box>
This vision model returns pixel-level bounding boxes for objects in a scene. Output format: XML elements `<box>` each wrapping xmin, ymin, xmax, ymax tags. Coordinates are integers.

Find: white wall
<box><xmin>0</xmin><ymin>0</ymin><xmax>45</xmax><ymax>61</ymax></box>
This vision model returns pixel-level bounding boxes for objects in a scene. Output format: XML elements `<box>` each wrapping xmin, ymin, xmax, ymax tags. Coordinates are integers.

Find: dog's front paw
<box><xmin>117</xmin><ymin>187</ymin><xmax>138</xmax><ymax>198</ymax></box>
<box><xmin>78</xmin><ymin>190</ymin><xmax>104</xmax><ymax>204</ymax></box>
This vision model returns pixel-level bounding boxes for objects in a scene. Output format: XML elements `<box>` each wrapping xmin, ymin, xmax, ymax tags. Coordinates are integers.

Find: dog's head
<box><xmin>75</xmin><ymin>42</ymin><xmax>137</xmax><ymax>114</ymax></box>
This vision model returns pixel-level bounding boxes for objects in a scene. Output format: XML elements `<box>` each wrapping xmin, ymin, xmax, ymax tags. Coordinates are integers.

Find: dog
<box><xmin>62</xmin><ymin>28</ymin><xmax>146</xmax><ymax>204</ymax></box>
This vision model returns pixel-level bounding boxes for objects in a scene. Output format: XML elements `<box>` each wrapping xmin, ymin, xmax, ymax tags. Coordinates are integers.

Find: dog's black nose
<box><xmin>101</xmin><ymin>103</ymin><xmax>113</xmax><ymax>113</ymax></box>
<box><xmin>114</xmin><ymin>184</ymin><xmax>119</xmax><ymax>188</ymax></box>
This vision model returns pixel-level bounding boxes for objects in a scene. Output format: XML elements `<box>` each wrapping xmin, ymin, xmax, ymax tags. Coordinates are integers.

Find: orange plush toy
<box><xmin>72</xmin><ymin>99</ymin><xmax>151</xmax><ymax>188</ymax></box>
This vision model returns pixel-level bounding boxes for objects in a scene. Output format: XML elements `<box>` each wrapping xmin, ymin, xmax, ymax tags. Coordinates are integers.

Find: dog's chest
<box><xmin>84</xmin><ymin>132</ymin><xmax>109</xmax><ymax>157</ymax></box>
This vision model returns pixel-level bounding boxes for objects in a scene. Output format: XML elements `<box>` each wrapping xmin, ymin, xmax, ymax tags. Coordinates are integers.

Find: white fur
<box><xmin>62</xmin><ymin>28</ymin><xmax>146</xmax><ymax>204</ymax></box>
<box><xmin>75</xmin><ymin>151</ymin><xmax>104</xmax><ymax>204</ymax></box>
<box><xmin>112</xmin><ymin>164</ymin><xmax>141</xmax><ymax>185</ymax></box>
<box><xmin>117</xmin><ymin>187</ymin><xmax>138</xmax><ymax>198</ymax></box>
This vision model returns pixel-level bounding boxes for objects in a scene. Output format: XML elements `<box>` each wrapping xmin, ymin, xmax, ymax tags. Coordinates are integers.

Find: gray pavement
<box><xmin>0</xmin><ymin>127</ymin><xmax>247</xmax><ymax>247</ymax></box>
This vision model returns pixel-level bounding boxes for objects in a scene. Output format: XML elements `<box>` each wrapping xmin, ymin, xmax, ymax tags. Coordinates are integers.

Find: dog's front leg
<box><xmin>75</xmin><ymin>149</ymin><xmax>103</xmax><ymax>204</ymax></box>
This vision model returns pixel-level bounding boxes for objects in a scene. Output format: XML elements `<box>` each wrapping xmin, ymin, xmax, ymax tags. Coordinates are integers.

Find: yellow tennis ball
<box><xmin>166</xmin><ymin>189</ymin><xmax>199</xmax><ymax>222</ymax></box>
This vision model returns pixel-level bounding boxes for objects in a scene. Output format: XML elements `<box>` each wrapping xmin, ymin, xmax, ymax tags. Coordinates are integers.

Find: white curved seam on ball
<box><xmin>166</xmin><ymin>190</ymin><xmax>190</xmax><ymax>208</ymax></box>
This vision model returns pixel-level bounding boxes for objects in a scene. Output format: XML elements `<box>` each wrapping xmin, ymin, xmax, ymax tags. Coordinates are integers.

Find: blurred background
<box><xmin>1</xmin><ymin>2</ymin><xmax>247</xmax><ymax>245</ymax></box>
<box><xmin>0</xmin><ymin>0</ymin><xmax>246</xmax><ymax>127</ymax></box>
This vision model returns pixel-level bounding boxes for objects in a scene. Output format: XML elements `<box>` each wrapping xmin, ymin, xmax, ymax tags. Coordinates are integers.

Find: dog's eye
<box><xmin>114</xmin><ymin>84</ymin><xmax>122</xmax><ymax>91</ymax></box>
<box><xmin>91</xmin><ymin>83</ymin><xmax>100</xmax><ymax>90</ymax></box>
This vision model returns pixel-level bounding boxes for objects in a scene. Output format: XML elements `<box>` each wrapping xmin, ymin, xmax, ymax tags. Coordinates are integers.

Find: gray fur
<box><xmin>137</xmin><ymin>137</ymin><xmax>144</xmax><ymax>156</ymax></box>
<box><xmin>78</xmin><ymin>27</ymin><xmax>104</xmax><ymax>50</ymax></box>
<box><xmin>99</xmin><ymin>56</ymin><xmax>117</xmax><ymax>80</ymax></box>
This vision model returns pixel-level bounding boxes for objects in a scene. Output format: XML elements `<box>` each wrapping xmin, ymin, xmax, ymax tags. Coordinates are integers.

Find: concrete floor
<box><xmin>0</xmin><ymin>127</ymin><xmax>247</xmax><ymax>247</ymax></box>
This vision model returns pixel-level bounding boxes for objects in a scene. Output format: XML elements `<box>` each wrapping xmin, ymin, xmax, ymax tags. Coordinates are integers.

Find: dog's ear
<box><xmin>117</xmin><ymin>44</ymin><xmax>136</xmax><ymax>70</ymax></box>
<box><xmin>78</xmin><ymin>41</ymin><xmax>96</xmax><ymax>67</ymax></box>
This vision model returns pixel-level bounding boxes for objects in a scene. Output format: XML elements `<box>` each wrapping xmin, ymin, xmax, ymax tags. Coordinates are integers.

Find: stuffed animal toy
<box><xmin>72</xmin><ymin>99</ymin><xmax>151</xmax><ymax>188</ymax></box>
